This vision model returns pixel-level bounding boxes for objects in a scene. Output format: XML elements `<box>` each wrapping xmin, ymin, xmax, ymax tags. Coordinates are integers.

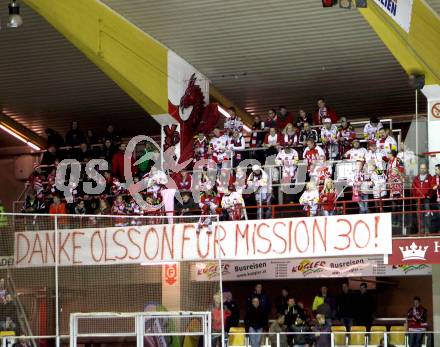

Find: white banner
<box><xmin>373</xmin><ymin>0</ymin><xmax>414</xmax><ymax>33</ymax></box>
<box><xmin>14</xmin><ymin>213</ymin><xmax>392</xmax><ymax>267</ymax></box>
<box><xmin>191</xmin><ymin>257</ymin><xmax>432</xmax><ymax>282</ymax></box>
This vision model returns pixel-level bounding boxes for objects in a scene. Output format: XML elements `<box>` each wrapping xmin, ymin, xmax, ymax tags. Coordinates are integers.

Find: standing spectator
<box><xmin>264</xmin><ymin>127</ymin><xmax>283</xmax><ymax>157</ymax></box>
<box><xmin>101</xmin><ymin>139</ymin><xmax>116</xmax><ymax>164</ymax></box>
<box><xmin>245</xmin><ymin>297</ymin><xmax>268</xmax><ymax>347</ymax></box>
<box><xmin>320</xmin><ymin>118</ymin><xmax>338</xmax><ymax>160</ymax></box>
<box><xmin>337</xmin><ymin>117</ymin><xmax>356</xmax><ymax>158</ymax></box>
<box><xmin>432</xmin><ymin>164</ymin><xmax>440</xmax><ymax>230</ymax></box>
<box><xmin>407</xmin><ymin>296</ymin><xmax>428</xmax><ymax>347</ymax></box>
<box><xmin>265</xmin><ymin>109</ymin><xmax>278</xmax><ymax>129</ymax></box>
<box><xmin>300</xmin><ymin>181</ymin><xmax>320</xmax><ymax>217</ymax></box>
<box><xmin>398</xmin><ymin>143</ymin><xmax>417</xmax><ymax>177</ymax></box>
<box><xmin>351</xmin><ymin>160</ymin><xmax>370</xmax><ymax>214</ymax></box>
<box><xmin>228</xmin><ymin>130</ymin><xmax>246</xmax><ymax>167</ymax></box>
<box><xmin>223</xmin><ymin>290</ymin><xmax>240</xmax><ymax>332</ymax></box>
<box><xmin>103</xmin><ymin>124</ymin><xmax>121</xmax><ymax>143</ymax></box>
<box><xmin>176</xmin><ymin>192</ymin><xmax>197</xmax><ymax>216</ymax></box>
<box><xmin>247</xmin><ymin>284</ymin><xmax>271</xmax><ymax>316</ymax></box>
<box><xmin>275</xmin><ymin>287</ymin><xmax>290</xmax><ymax>314</ymax></box>
<box><xmin>221</xmin><ymin>188</ymin><xmax>245</xmax><ymax>221</ymax></box>
<box><xmin>276</xmin><ymin>145</ymin><xmax>299</xmax><ymax>183</ymax></box>
<box><xmin>211</xmin><ymin>292</ymin><xmax>230</xmax><ymax>347</ymax></box>
<box><xmin>313</xmin><ymin>98</ymin><xmax>338</xmax><ymax>125</ymax></box>
<box><xmin>284</xmin><ymin>297</ymin><xmax>306</xmax><ymax>328</ymax></box>
<box><xmin>291</xmin><ymin>316</ymin><xmax>312</xmax><ymax>347</ymax></box>
<box><xmin>370</xmin><ymin>164</ymin><xmax>387</xmax><ymax>211</ymax></box>
<box><xmin>197</xmin><ymin>189</ymin><xmax>219</xmax><ymax>233</ymax></box>
<box><xmin>312</xmin><ymin>286</ymin><xmax>335</xmax><ymax>326</ymax></box>
<box><xmin>40</xmin><ymin>145</ymin><xmax>59</xmax><ymax>167</ymax></box>
<box><xmin>0</xmin><ymin>316</ymin><xmax>16</xmax><ymax>332</ymax></box>
<box><xmin>283</xmin><ymin>123</ymin><xmax>301</xmax><ymax>148</ymax></box>
<box><xmin>45</xmin><ymin>128</ymin><xmax>64</xmax><ymax>149</ymax></box>
<box><xmin>377</xmin><ymin>127</ymin><xmax>397</xmax><ymax>155</ymax></box>
<box><xmin>345</xmin><ymin>139</ymin><xmax>368</xmax><ymax>161</ymax></box>
<box><xmin>0</xmin><ymin>279</ymin><xmax>7</xmax><ymax>302</ymax></box>
<box><xmin>320</xmin><ymin>178</ymin><xmax>337</xmax><ymax>216</ymax></box>
<box><xmin>247</xmin><ymin>166</ymin><xmax>271</xmax><ymax>219</ymax></box>
<box><xmin>193</xmin><ymin>132</ymin><xmax>209</xmax><ymax>164</ymax></box>
<box><xmin>173</xmin><ymin>169</ymin><xmax>192</xmax><ymax>192</ymax></box>
<box><xmin>2</xmin><ymin>295</ymin><xmax>17</xmax><ymax>325</ymax></box>
<box><xmin>296</xmin><ymin>109</ymin><xmax>313</xmax><ymax>128</ymax></box>
<box><xmin>112</xmin><ymin>143</ymin><xmax>136</xmax><ymax>182</ymax></box>
<box><xmin>411</xmin><ymin>163</ymin><xmax>434</xmax><ymax>234</ymax></box>
<box><xmin>75</xmin><ymin>142</ymin><xmax>91</xmax><ymax>162</ymax></box>
<box><xmin>355</xmin><ymin>282</ymin><xmax>375</xmax><ymax>330</ymax></box>
<box><xmin>85</xmin><ymin>129</ymin><xmax>98</xmax><ymax>146</ymax></box>
<box><xmin>269</xmin><ymin>314</ymin><xmax>287</xmax><ymax>347</ymax></box>
<box><xmin>336</xmin><ymin>282</ymin><xmax>355</xmax><ymax>331</ymax></box>
<box><xmin>363</xmin><ymin>117</ymin><xmax>383</xmax><ymax>140</ymax></box>
<box><xmin>365</xmin><ymin>141</ymin><xmax>387</xmax><ymax>174</ymax></box>
<box><xmin>210</xmin><ymin>128</ymin><xmax>229</xmax><ymax>169</ymax></box>
<box><xmin>224</xmin><ymin>107</ymin><xmax>243</xmax><ymax>134</ymax></box>
<box><xmin>303</xmin><ymin>139</ymin><xmax>325</xmax><ymax>176</ymax></box>
<box><xmin>299</xmin><ymin>122</ymin><xmax>318</xmax><ymax>145</ymax></box>
<box><xmin>276</xmin><ymin>106</ymin><xmax>294</xmax><ymax>130</ymax></box>
<box><xmin>22</xmin><ymin>190</ymin><xmax>46</xmax><ymax>214</ymax></box>
<box><xmin>65</xmin><ymin>121</ymin><xmax>84</xmax><ymax>147</ymax></box>
<box><xmin>311</xmin><ymin>314</ymin><xmax>331</xmax><ymax>347</ymax></box>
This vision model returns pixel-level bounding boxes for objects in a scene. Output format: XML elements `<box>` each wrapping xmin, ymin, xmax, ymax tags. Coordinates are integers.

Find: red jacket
<box><xmin>313</xmin><ymin>106</ymin><xmax>338</xmax><ymax>125</ymax></box>
<box><xmin>112</xmin><ymin>151</ymin><xmax>137</xmax><ymax>181</ymax></box>
<box><xmin>411</xmin><ymin>174</ymin><xmax>434</xmax><ymax>199</ymax></box>
<box><xmin>276</xmin><ymin>112</ymin><xmax>294</xmax><ymax>129</ymax></box>
<box><xmin>320</xmin><ymin>191</ymin><xmax>336</xmax><ymax>211</ymax></box>
<box><xmin>173</xmin><ymin>173</ymin><xmax>192</xmax><ymax>191</ymax></box>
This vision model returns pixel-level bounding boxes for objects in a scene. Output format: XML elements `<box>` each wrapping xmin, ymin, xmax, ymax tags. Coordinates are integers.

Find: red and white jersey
<box><xmin>345</xmin><ymin>147</ymin><xmax>368</xmax><ymax>161</ymax></box>
<box><xmin>128</xmin><ymin>200</ymin><xmax>142</xmax><ymax>215</ymax></box>
<box><xmin>377</xmin><ymin>136</ymin><xmax>397</xmax><ymax>154</ymax></box>
<box><xmin>199</xmin><ymin>193</ymin><xmax>220</xmax><ymax>214</ymax></box>
<box><xmin>228</xmin><ymin>134</ymin><xmax>246</xmax><ymax>161</ymax></box>
<box><xmin>221</xmin><ymin>192</ymin><xmax>244</xmax><ymax>209</ymax></box>
<box><xmin>312</xmin><ymin>163</ymin><xmax>332</xmax><ymax>182</ymax></box>
<box><xmin>247</xmin><ymin>170</ymin><xmax>269</xmax><ymax>194</ymax></box>
<box><xmin>371</xmin><ymin>170</ymin><xmax>387</xmax><ymax>198</ymax></box>
<box><xmin>365</xmin><ymin>149</ymin><xmax>386</xmax><ymax>173</ymax></box>
<box><xmin>320</xmin><ymin>125</ymin><xmax>338</xmax><ymax>144</ymax></box>
<box><xmin>193</xmin><ymin>137</ymin><xmax>209</xmax><ymax>161</ymax></box>
<box><xmin>224</xmin><ymin>117</ymin><xmax>243</xmax><ymax>133</ymax></box>
<box><xmin>276</xmin><ymin>149</ymin><xmax>299</xmax><ymax>178</ymax></box>
<box><xmin>264</xmin><ymin>133</ymin><xmax>282</xmax><ymax>146</ymax></box>
<box><xmin>299</xmin><ymin>189</ymin><xmax>319</xmax><ymax>208</ymax></box>
<box><xmin>363</xmin><ymin>122</ymin><xmax>383</xmax><ymax>140</ymax></box>
<box><xmin>303</xmin><ymin>145</ymin><xmax>325</xmax><ymax>171</ymax></box>
<box><xmin>210</xmin><ymin>135</ymin><xmax>229</xmax><ymax>163</ymax></box>
<box><xmin>337</xmin><ymin>126</ymin><xmax>356</xmax><ymax>143</ymax></box>
<box><xmin>146</xmin><ymin>170</ymin><xmax>168</xmax><ymax>197</ymax></box>
<box><xmin>283</xmin><ymin>132</ymin><xmax>300</xmax><ymax>147</ymax></box>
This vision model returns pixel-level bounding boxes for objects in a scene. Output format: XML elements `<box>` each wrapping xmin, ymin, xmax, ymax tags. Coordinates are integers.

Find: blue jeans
<box><xmin>249</xmin><ymin>327</ymin><xmax>263</xmax><ymax>347</ymax></box>
<box><xmin>358</xmin><ymin>194</ymin><xmax>369</xmax><ymax>214</ymax></box>
<box><xmin>408</xmin><ymin>331</ymin><xmax>424</xmax><ymax>347</ymax></box>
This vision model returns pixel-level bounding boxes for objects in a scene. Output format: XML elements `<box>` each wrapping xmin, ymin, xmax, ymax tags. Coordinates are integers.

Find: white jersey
<box><xmin>210</xmin><ymin>135</ymin><xmax>229</xmax><ymax>162</ymax></box>
<box><xmin>365</xmin><ymin>149</ymin><xmax>386</xmax><ymax>173</ymax></box>
<box><xmin>247</xmin><ymin>170</ymin><xmax>269</xmax><ymax>194</ymax></box>
<box><xmin>376</xmin><ymin>136</ymin><xmax>397</xmax><ymax>154</ymax></box>
<box><xmin>221</xmin><ymin>192</ymin><xmax>244</xmax><ymax>209</ymax></box>
<box><xmin>147</xmin><ymin>170</ymin><xmax>168</xmax><ymax>195</ymax></box>
<box><xmin>363</xmin><ymin>122</ymin><xmax>383</xmax><ymax>140</ymax></box>
<box><xmin>299</xmin><ymin>189</ymin><xmax>320</xmax><ymax>214</ymax></box>
<box><xmin>371</xmin><ymin>170</ymin><xmax>387</xmax><ymax>198</ymax></box>
<box><xmin>224</xmin><ymin>117</ymin><xmax>243</xmax><ymax>133</ymax></box>
<box><xmin>398</xmin><ymin>150</ymin><xmax>417</xmax><ymax>176</ymax></box>
<box><xmin>276</xmin><ymin>149</ymin><xmax>299</xmax><ymax>179</ymax></box>
<box><xmin>320</xmin><ymin>125</ymin><xmax>338</xmax><ymax>144</ymax></box>
<box><xmin>345</xmin><ymin>147</ymin><xmax>368</xmax><ymax>161</ymax></box>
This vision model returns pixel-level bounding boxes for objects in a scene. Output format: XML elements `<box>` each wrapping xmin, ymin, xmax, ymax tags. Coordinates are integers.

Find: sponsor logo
<box><xmin>399</xmin><ymin>242</ymin><xmax>428</xmax><ymax>261</ymax></box>
<box><xmin>196</xmin><ymin>262</ymin><xmax>230</xmax><ymax>279</ymax></box>
<box><xmin>292</xmin><ymin>260</ymin><xmax>325</xmax><ymax>276</ymax></box>
<box><xmin>393</xmin><ymin>264</ymin><xmax>429</xmax><ymax>274</ymax></box>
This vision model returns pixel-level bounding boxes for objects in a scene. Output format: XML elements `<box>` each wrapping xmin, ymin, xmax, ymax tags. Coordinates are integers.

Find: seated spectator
<box><xmin>85</xmin><ymin>129</ymin><xmax>98</xmax><ymax>146</ymax></box>
<box><xmin>245</xmin><ymin>297</ymin><xmax>268</xmax><ymax>347</ymax></box>
<box><xmin>74</xmin><ymin>199</ymin><xmax>86</xmax><ymax>215</ymax></box>
<box><xmin>282</xmin><ymin>123</ymin><xmax>300</xmax><ymax>148</ymax></box>
<box><xmin>320</xmin><ymin>118</ymin><xmax>338</xmax><ymax>160</ymax></box>
<box><xmin>269</xmin><ymin>314</ymin><xmax>287</xmax><ymax>347</ymax></box>
<box><xmin>49</xmin><ymin>194</ymin><xmax>67</xmax><ymax>215</ymax></box>
<box><xmin>296</xmin><ymin>108</ymin><xmax>313</xmax><ymax>128</ymax></box>
<box><xmin>276</xmin><ymin>106</ymin><xmax>294</xmax><ymax>129</ymax></box>
<box><xmin>45</xmin><ymin>128</ymin><xmax>64</xmax><ymax>149</ymax></box>
<box><xmin>311</xmin><ymin>314</ymin><xmax>331</xmax><ymax>347</ymax></box>
<box><xmin>337</xmin><ymin>117</ymin><xmax>356</xmax><ymax>158</ymax></box>
<box><xmin>224</xmin><ymin>107</ymin><xmax>243</xmax><ymax>134</ymax></box>
<box><xmin>377</xmin><ymin>127</ymin><xmax>397</xmax><ymax>155</ymax></box>
<box><xmin>95</xmin><ymin>198</ymin><xmax>111</xmax><ymax>215</ymax></box>
<box><xmin>65</xmin><ymin>121</ymin><xmax>85</xmax><ymax>147</ymax></box>
<box><xmin>112</xmin><ymin>195</ymin><xmax>127</xmax><ymax>227</ymax></box>
<box><xmin>75</xmin><ymin>142</ymin><xmax>91</xmax><ymax>162</ymax></box>
<box><xmin>176</xmin><ymin>192</ymin><xmax>197</xmax><ymax>216</ymax></box>
<box><xmin>363</xmin><ymin>116</ymin><xmax>383</xmax><ymax>140</ymax></box>
<box><xmin>313</xmin><ymin>98</ymin><xmax>338</xmax><ymax>125</ymax></box>
<box><xmin>103</xmin><ymin>124</ymin><xmax>121</xmax><ymax>143</ymax></box>
<box><xmin>265</xmin><ymin>109</ymin><xmax>278</xmax><ymax>129</ymax></box>
<box><xmin>247</xmin><ymin>165</ymin><xmax>271</xmax><ymax>219</ymax></box>
<box><xmin>264</xmin><ymin>127</ymin><xmax>282</xmax><ymax>157</ymax></box>
<box><xmin>320</xmin><ymin>178</ymin><xmax>337</xmax><ymax>216</ymax></box>
<box><xmin>291</xmin><ymin>316</ymin><xmax>312</xmax><ymax>347</ymax></box>
<box><xmin>13</xmin><ymin>337</ymin><xmax>31</xmax><ymax>347</ymax></box>
<box><xmin>22</xmin><ymin>190</ymin><xmax>46</xmax><ymax>214</ymax></box>
<box><xmin>101</xmin><ymin>139</ymin><xmax>116</xmax><ymax>164</ymax></box>
<box><xmin>345</xmin><ymin>139</ymin><xmax>367</xmax><ymax>161</ymax></box>
<box><xmin>300</xmin><ymin>181</ymin><xmax>320</xmax><ymax>217</ymax></box>
<box><xmin>299</xmin><ymin>122</ymin><xmax>318</xmax><ymax>145</ymax></box>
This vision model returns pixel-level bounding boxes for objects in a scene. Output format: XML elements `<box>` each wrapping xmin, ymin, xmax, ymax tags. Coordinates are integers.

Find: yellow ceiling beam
<box><xmin>359</xmin><ymin>0</ymin><xmax>440</xmax><ymax>85</ymax></box>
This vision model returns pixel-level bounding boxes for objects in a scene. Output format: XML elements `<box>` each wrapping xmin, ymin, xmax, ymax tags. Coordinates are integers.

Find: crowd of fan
<box><xmin>20</xmin><ymin>98</ymin><xmax>440</xmax><ymax>233</ymax></box>
<box><xmin>213</xmin><ymin>283</ymin><xmax>427</xmax><ymax>347</ymax></box>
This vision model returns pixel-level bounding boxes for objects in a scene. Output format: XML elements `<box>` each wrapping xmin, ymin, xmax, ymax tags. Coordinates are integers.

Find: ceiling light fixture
<box><xmin>7</xmin><ymin>0</ymin><xmax>23</xmax><ymax>28</ymax></box>
<box><xmin>217</xmin><ymin>105</ymin><xmax>231</xmax><ymax>119</ymax></box>
<box><xmin>0</xmin><ymin>123</ymin><xmax>41</xmax><ymax>150</ymax></box>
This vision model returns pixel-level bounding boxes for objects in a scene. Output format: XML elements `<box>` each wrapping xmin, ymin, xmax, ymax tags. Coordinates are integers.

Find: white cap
<box><xmin>252</xmin><ymin>164</ymin><xmax>261</xmax><ymax>171</ymax></box>
<box><xmin>323</xmin><ymin>117</ymin><xmax>332</xmax><ymax>123</ymax></box>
